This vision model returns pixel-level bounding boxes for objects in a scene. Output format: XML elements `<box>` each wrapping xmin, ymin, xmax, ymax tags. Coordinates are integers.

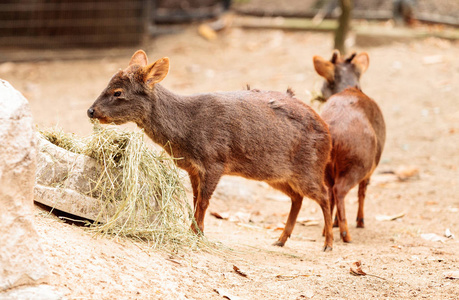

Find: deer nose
<box><xmin>87</xmin><ymin>108</ymin><xmax>95</xmax><ymax>118</ymax></box>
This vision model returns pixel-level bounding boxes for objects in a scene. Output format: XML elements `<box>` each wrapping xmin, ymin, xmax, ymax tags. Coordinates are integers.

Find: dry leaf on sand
<box><xmin>443</xmin><ymin>271</ymin><xmax>459</xmax><ymax>279</ymax></box>
<box><xmin>214</xmin><ymin>288</ymin><xmax>241</xmax><ymax>300</ymax></box>
<box><xmin>350</xmin><ymin>261</ymin><xmax>367</xmax><ymax>276</ymax></box>
<box><xmin>198</xmin><ymin>24</ymin><xmax>217</xmax><ymax>40</ymax></box>
<box><xmin>210</xmin><ymin>211</ymin><xmax>230</xmax><ymax>220</ymax></box>
<box><xmin>265</xmin><ymin>223</ymin><xmax>285</xmax><ymax>231</ymax></box>
<box><xmin>350</xmin><ymin>261</ymin><xmax>386</xmax><ymax>280</ymax></box>
<box><xmin>297</xmin><ymin>217</ymin><xmax>320</xmax><ymax>226</ymax></box>
<box><xmin>421</xmin><ymin>233</ymin><xmax>448</xmax><ymax>243</ymax></box>
<box><xmin>445</xmin><ymin>228</ymin><xmax>455</xmax><ymax>239</ymax></box>
<box><xmin>275</xmin><ymin>274</ymin><xmax>313</xmax><ymax>281</ymax></box>
<box><xmin>395</xmin><ymin>165</ymin><xmax>420</xmax><ymax>180</ymax></box>
<box><xmin>375</xmin><ymin>212</ymin><xmax>405</xmax><ymax>221</ymax></box>
<box><xmin>233</xmin><ymin>265</ymin><xmax>248</xmax><ymax>278</ymax></box>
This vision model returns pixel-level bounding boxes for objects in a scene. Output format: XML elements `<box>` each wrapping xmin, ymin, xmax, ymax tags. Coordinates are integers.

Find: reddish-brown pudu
<box><xmin>313</xmin><ymin>51</ymin><xmax>386</xmax><ymax>242</ymax></box>
<box><xmin>88</xmin><ymin>50</ymin><xmax>334</xmax><ymax>251</ymax></box>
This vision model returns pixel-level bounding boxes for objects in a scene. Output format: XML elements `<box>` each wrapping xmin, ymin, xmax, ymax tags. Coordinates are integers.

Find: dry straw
<box><xmin>40</xmin><ymin>122</ymin><xmax>203</xmax><ymax>251</ymax></box>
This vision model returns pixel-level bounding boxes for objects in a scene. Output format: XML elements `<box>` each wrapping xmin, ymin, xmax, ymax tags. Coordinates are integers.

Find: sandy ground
<box><xmin>1</xmin><ymin>20</ymin><xmax>459</xmax><ymax>299</ymax></box>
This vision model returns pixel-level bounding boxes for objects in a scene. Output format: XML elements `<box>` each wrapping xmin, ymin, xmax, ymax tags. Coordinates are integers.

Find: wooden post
<box><xmin>334</xmin><ymin>0</ymin><xmax>352</xmax><ymax>54</ymax></box>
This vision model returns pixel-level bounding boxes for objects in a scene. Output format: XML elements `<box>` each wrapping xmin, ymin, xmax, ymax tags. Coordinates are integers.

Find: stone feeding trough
<box><xmin>35</xmin><ymin>124</ymin><xmax>200</xmax><ymax>249</ymax></box>
<box><xmin>35</xmin><ymin>136</ymin><xmax>112</xmax><ymax>222</ymax></box>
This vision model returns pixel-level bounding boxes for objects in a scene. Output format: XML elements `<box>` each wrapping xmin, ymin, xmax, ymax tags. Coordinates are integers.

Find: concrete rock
<box><xmin>0</xmin><ymin>79</ymin><xmax>49</xmax><ymax>290</ymax></box>
<box><xmin>35</xmin><ymin>137</ymin><xmax>115</xmax><ymax>221</ymax></box>
<box><xmin>0</xmin><ymin>285</ymin><xmax>65</xmax><ymax>300</ymax></box>
<box><xmin>36</xmin><ymin>138</ymin><xmax>102</xmax><ymax>195</ymax></box>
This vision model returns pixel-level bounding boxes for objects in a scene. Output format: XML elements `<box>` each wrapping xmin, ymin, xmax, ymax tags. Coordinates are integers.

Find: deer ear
<box><xmin>313</xmin><ymin>55</ymin><xmax>335</xmax><ymax>83</ymax></box>
<box><xmin>143</xmin><ymin>57</ymin><xmax>170</xmax><ymax>87</ymax></box>
<box><xmin>129</xmin><ymin>50</ymin><xmax>148</xmax><ymax>67</ymax></box>
<box><xmin>331</xmin><ymin>49</ymin><xmax>340</xmax><ymax>64</ymax></box>
<box><xmin>351</xmin><ymin>52</ymin><xmax>369</xmax><ymax>75</ymax></box>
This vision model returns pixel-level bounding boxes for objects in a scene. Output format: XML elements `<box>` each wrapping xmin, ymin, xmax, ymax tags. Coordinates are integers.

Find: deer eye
<box><xmin>114</xmin><ymin>91</ymin><xmax>121</xmax><ymax>97</ymax></box>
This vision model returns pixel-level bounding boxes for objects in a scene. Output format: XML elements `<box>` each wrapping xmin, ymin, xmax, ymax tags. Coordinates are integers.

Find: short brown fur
<box><xmin>88</xmin><ymin>50</ymin><xmax>334</xmax><ymax>251</ymax></box>
<box><xmin>313</xmin><ymin>51</ymin><xmax>386</xmax><ymax>242</ymax></box>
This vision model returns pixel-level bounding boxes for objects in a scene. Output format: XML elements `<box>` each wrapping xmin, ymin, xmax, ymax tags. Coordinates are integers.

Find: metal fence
<box><xmin>0</xmin><ymin>0</ymin><xmax>230</xmax><ymax>61</ymax></box>
<box><xmin>0</xmin><ymin>1</ymin><xmax>150</xmax><ymax>48</ymax></box>
<box><xmin>0</xmin><ymin>0</ymin><xmax>153</xmax><ymax>62</ymax></box>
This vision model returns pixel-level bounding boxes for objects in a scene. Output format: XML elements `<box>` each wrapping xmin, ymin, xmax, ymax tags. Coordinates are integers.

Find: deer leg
<box><xmin>333</xmin><ymin>213</ymin><xmax>339</xmax><ymax>227</ymax></box>
<box><xmin>323</xmin><ymin>186</ymin><xmax>337</xmax><ymax>236</ymax></box>
<box><xmin>333</xmin><ymin>180</ymin><xmax>352</xmax><ymax>243</ymax></box>
<box><xmin>306</xmin><ymin>183</ymin><xmax>334</xmax><ymax>251</ymax></box>
<box><xmin>191</xmin><ymin>165</ymin><xmax>224</xmax><ymax>234</ymax></box>
<box><xmin>188</xmin><ymin>172</ymin><xmax>201</xmax><ymax>234</ymax></box>
<box><xmin>356</xmin><ymin>178</ymin><xmax>369</xmax><ymax>228</ymax></box>
<box><xmin>267</xmin><ymin>182</ymin><xmax>303</xmax><ymax>247</ymax></box>
<box><xmin>274</xmin><ymin>193</ymin><xmax>303</xmax><ymax>247</ymax></box>
<box><xmin>330</xmin><ymin>186</ymin><xmax>339</xmax><ymax>228</ymax></box>
<box><xmin>315</xmin><ymin>184</ymin><xmax>334</xmax><ymax>251</ymax></box>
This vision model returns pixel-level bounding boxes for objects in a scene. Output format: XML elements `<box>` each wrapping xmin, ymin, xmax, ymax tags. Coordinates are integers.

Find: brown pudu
<box><xmin>88</xmin><ymin>50</ymin><xmax>334</xmax><ymax>251</ymax></box>
<box><xmin>313</xmin><ymin>51</ymin><xmax>386</xmax><ymax>242</ymax></box>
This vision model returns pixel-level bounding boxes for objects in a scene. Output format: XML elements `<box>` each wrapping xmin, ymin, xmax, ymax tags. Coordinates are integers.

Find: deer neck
<box><xmin>139</xmin><ymin>84</ymin><xmax>194</xmax><ymax>150</ymax></box>
<box><xmin>334</xmin><ymin>65</ymin><xmax>361</xmax><ymax>94</ymax></box>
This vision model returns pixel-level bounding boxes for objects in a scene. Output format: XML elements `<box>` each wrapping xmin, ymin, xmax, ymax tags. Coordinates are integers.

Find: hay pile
<box><xmin>40</xmin><ymin>123</ymin><xmax>201</xmax><ymax>250</ymax></box>
<box><xmin>310</xmin><ymin>90</ymin><xmax>326</xmax><ymax>104</ymax></box>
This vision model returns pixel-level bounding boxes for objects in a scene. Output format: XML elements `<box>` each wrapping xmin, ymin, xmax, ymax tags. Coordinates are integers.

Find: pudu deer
<box><xmin>88</xmin><ymin>50</ymin><xmax>334</xmax><ymax>251</ymax></box>
<box><xmin>313</xmin><ymin>51</ymin><xmax>386</xmax><ymax>242</ymax></box>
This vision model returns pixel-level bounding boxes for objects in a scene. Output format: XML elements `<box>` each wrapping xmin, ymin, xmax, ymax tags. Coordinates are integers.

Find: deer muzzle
<box><xmin>87</xmin><ymin>107</ymin><xmax>95</xmax><ymax>118</ymax></box>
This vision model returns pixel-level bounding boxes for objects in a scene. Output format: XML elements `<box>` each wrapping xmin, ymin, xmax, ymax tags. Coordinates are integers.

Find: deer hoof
<box><xmin>340</xmin><ymin>231</ymin><xmax>352</xmax><ymax>243</ymax></box>
<box><xmin>273</xmin><ymin>240</ymin><xmax>285</xmax><ymax>247</ymax></box>
<box><xmin>323</xmin><ymin>245</ymin><xmax>333</xmax><ymax>252</ymax></box>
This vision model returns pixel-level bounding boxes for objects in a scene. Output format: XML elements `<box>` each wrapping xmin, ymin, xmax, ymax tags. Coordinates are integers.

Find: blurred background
<box><xmin>0</xmin><ymin>0</ymin><xmax>457</xmax><ymax>139</ymax></box>
<box><xmin>0</xmin><ymin>0</ymin><xmax>457</xmax><ymax>61</ymax></box>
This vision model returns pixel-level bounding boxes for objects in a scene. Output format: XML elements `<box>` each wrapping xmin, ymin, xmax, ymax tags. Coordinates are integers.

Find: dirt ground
<box><xmin>2</xmin><ymin>20</ymin><xmax>459</xmax><ymax>299</ymax></box>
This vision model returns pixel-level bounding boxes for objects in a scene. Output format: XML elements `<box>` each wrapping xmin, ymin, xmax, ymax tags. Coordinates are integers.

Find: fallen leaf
<box><xmin>228</xmin><ymin>212</ymin><xmax>251</xmax><ymax>223</ymax></box>
<box><xmin>210</xmin><ymin>211</ymin><xmax>230</xmax><ymax>220</ymax></box>
<box><xmin>214</xmin><ymin>288</ymin><xmax>241</xmax><ymax>300</ymax></box>
<box><xmin>427</xmin><ymin>256</ymin><xmax>444</xmax><ymax>262</ymax></box>
<box><xmin>165</xmin><ymin>258</ymin><xmax>182</xmax><ymax>265</ymax></box>
<box><xmin>445</xmin><ymin>228</ymin><xmax>455</xmax><ymax>239</ymax></box>
<box><xmin>375</xmin><ymin>212</ymin><xmax>405</xmax><ymax>221</ymax></box>
<box><xmin>233</xmin><ymin>265</ymin><xmax>248</xmax><ymax>278</ymax></box>
<box><xmin>422</xmin><ymin>55</ymin><xmax>443</xmax><ymax>65</ymax></box>
<box><xmin>297</xmin><ymin>290</ymin><xmax>315</xmax><ymax>299</ymax></box>
<box><xmin>297</xmin><ymin>217</ymin><xmax>319</xmax><ymax>226</ymax></box>
<box><xmin>265</xmin><ymin>223</ymin><xmax>285</xmax><ymax>231</ymax></box>
<box><xmin>444</xmin><ymin>271</ymin><xmax>459</xmax><ymax>279</ymax></box>
<box><xmin>349</xmin><ymin>261</ymin><xmax>387</xmax><ymax>280</ymax></box>
<box><xmin>395</xmin><ymin>165</ymin><xmax>420</xmax><ymax>181</ymax></box>
<box><xmin>421</xmin><ymin>233</ymin><xmax>448</xmax><ymax>243</ymax></box>
<box><xmin>198</xmin><ymin>24</ymin><xmax>217</xmax><ymax>40</ymax></box>
<box><xmin>275</xmin><ymin>274</ymin><xmax>313</xmax><ymax>280</ymax></box>
<box><xmin>350</xmin><ymin>261</ymin><xmax>366</xmax><ymax>276</ymax></box>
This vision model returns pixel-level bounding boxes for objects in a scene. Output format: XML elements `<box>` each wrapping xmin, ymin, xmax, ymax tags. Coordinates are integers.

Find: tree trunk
<box><xmin>334</xmin><ymin>0</ymin><xmax>353</xmax><ymax>54</ymax></box>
